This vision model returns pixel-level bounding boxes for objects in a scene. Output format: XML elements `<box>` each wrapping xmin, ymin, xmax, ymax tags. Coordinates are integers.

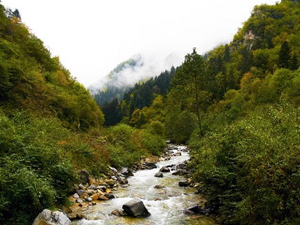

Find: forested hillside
<box><xmin>101</xmin><ymin>67</ymin><xmax>176</xmax><ymax>126</ymax></box>
<box><xmin>164</xmin><ymin>0</ymin><xmax>300</xmax><ymax>224</ymax></box>
<box><xmin>92</xmin><ymin>56</ymin><xmax>144</xmax><ymax>106</ymax></box>
<box><xmin>0</xmin><ymin>4</ymin><xmax>166</xmax><ymax>225</ymax></box>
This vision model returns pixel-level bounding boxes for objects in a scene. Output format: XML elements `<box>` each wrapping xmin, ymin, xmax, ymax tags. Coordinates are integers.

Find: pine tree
<box><xmin>279</xmin><ymin>41</ymin><xmax>291</xmax><ymax>68</ymax></box>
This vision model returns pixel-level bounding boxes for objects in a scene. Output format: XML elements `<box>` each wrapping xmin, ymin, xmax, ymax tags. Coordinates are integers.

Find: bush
<box><xmin>189</xmin><ymin>103</ymin><xmax>300</xmax><ymax>225</ymax></box>
<box><xmin>147</xmin><ymin>120</ymin><xmax>166</xmax><ymax>137</ymax></box>
<box><xmin>165</xmin><ymin>110</ymin><xmax>197</xmax><ymax>143</ymax></box>
<box><xmin>141</xmin><ymin>130</ymin><xmax>166</xmax><ymax>156</ymax></box>
<box><xmin>106</xmin><ymin>124</ymin><xmax>166</xmax><ymax>167</ymax></box>
<box><xmin>0</xmin><ymin>111</ymin><xmax>109</xmax><ymax>224</ymax></box>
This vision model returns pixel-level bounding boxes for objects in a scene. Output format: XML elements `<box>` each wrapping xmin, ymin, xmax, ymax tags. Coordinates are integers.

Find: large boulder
<box><xmin>33</xmin><ymin>209</ymin><xmax>71</xmax><ymax>225</ymax></box>
<box><xmin>154</xmin><ymin>172</ymin><xmax>163</xmax><ymax>178</ymax></box>
<box><xmin>122</xmin><ymin>199</ymin><xmax>151</xmax><ymax>217</ymax></box>
<box><xmin>179</xmin><ymin>180</ymin><xmax>190</xmax><ymax>187</ymax></box>
<box><xmin>144</xmin><ymin>162</ymin><xmax>157</xmax><ymax>170</ymax></box>
<box><xmin>159</xmin><ymin>166</ymin><xmax>170</xmax><ymax>173</ymax></box>
<box><xmin>172</xmin><ymin>169</ymin><xmax>190</xmax><ymax>176</ymax></box>
<box><xmin>119</xmin><ymin>167</ymin><xmax>134</xmax><ymax>177</ymax></box>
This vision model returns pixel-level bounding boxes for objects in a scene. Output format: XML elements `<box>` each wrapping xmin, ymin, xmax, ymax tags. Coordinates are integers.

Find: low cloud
<box><xmin>89</xmin><ymin>51</ymin><xmax>183</xmax><ymax>93</ymax></box>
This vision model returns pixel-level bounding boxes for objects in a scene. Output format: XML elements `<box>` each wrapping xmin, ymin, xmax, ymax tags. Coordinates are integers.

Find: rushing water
<box><xmin>71</xmin><ymin>146</ymin><xmax>216</xmax><ymax>225</ymax></box>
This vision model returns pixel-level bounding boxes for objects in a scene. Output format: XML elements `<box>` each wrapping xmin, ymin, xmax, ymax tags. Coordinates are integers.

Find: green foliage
<box><xmin>106</xmin><ymin>124</ymin><xmax>165</xmax><ymax>167</ymax></box>
<box><xmin>278</xmin><ymin>41</ymin><xmax>291</xmax><ymax>68</ymax></box>
<box><xmin>0</xmin><ymin>109</ymin><xmax>110</xmax><ymax>225</ymax></box>
<box><xmin>165</xmin><ymin>110</ymin><xmax>197</xmax><ymax>143</ymax></box>
<box><xmin>189</xmin><ymin>104</ymin><xmax>300</xmax><ymax>225</ymax></box>
<box><xmin>147</xmin><ymin>120</ymin><xmax>165</xmax><ymax>137</ymax></box>
<box><xmin>99</xmin><ymin>68</ymin><xmax>176</xmax><ymax>126</ymax></box>
<box><xmin>0</xmin><ymin>4</ymin><xmax>104</xmax><ymax>130</ymax></box>
<box><xmin>167</xmin><ymin>48</ymin><xmax>212</xmax><ymax>136</ymax></box>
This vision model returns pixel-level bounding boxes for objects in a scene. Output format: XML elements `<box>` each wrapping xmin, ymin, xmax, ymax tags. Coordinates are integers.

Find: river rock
<box><xmin>78</xmin><ymin>170</ymin><xmax>89</xmax><ymax>184</ymax></box>
<box><xmin>174</xmin><ymin>152</ymin><xmax>182</xmax><ymax>156</ymax></box>
<box><xmin>104</xmin><ymin>193</ymin><xmax>115</xmax><ymax>199</ymax></box>
<box><xmin>33</xmin><ymin>209</ymin><xmax>71</xmax><ymax>225</ymax></box>
<box><xmin>159</xmin><ymin>166</ymin><xmax>170</xmax><ymax>173</ymax></box>
<box><xmin>77</xmin><ymin>189</ymin><xmax>85</xmax><ymax>196</ymax></box>
<box><xmin>98</xmin><ymin>195</ymin><xmax>109</xmax><ymax>200</ymax></box>
<box><xmin>172</xmin><ymin>169</ymin><xmax>190</xmax><ymax>176</ymax></box>
<box><xmin>85</xmin><ymin>189</ymin><xmax>96</xmax><ymax>195</ymax></box>
<box><xmin>154</xmin><ymin>172</ymin><xmax>164</xmax><ymax>178</ymax></box>
<box><xmin>184</xmin><ymin>204</ymin><xmax>209</xmax><ymax>215</ymax></box>
<box><xmin>76</xmin><ymin>199</ymin><xmax>83</xmax><ymax>203</ymax></box>
<box><xmin>88</xmin><ymin>185</ymin><xmax>96</xmax><ymax>190</ymax></box>
<box><xmin>119</xmin><ymin>167</ymin><xmax>134</xmax><ymax>177</ymax></box>
<box><xmin>109</xmin><ymin>166</ymin><xmax>118</xmax><ymax>174</ymax></box>
<box><xmin>122</xmin><ymin>199</ymin><xmax>151</xmax><ymax>217</ymax></box>
<box><xmin>112</xmin><ymin>209</ymin><xmax>127</xmax><ymax>217</ymax></box>
<box><xmin>111</xmin><ymin>175</ymin><xmax>118</xmax><ymax>180</ymax></box>
<box><xmin>91</xmin><ymin>192</ymin><xmax>102</xmax><ymax>201</ymax></box>
<box><xmin>86</xmin><ymin>197</ymin><xmax>93</xmax><ymax>202</ymax></box>
<box><xmin>73</xmin><ymin>193</ymin><xmax>80</xmax><ymax>199</ymax></box>
<box><xmin>176</xmin><ymin>163</ymin><xmax>187</xmax><ymax>170</ymax></box>
<box><xmin>106</xmin><ymin>179</ymin><xmax>117</xmax><ymax>187</ymax></box>
<box><xmin>144</xmin><ymin>162</ymin><xmax>157</xmax><ymax>169</ymax></box>
<box><xmin>154</xmin><ymin>185</ymin><xmax>165</xmax><ymax>189</ymax></box>
<box><xmin>118</xmin><ymin>177</ymin><xmax>128</xmax><ymax>185</ymax></box>
<box><xmin>67</xmin><ymin>212</ymin><xmax>87</xmax><ymax>220</ymax></box>
<box><xmin>179</xmin><ymin>180</ymin><xmax>190</xmax><ymax>187</ymax></box>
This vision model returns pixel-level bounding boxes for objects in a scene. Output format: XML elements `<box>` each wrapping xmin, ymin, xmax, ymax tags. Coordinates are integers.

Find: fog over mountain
<box><xmin>89</xmin><ymin>52</ymin><xmax>182</xmax><ymax>93</ymax></box>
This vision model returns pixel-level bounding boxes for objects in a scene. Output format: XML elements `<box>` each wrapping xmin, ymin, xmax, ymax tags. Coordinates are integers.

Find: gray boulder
<box><xmin>154</xmin><ymin>172</ymin><xmax>163</xmax><ymax>178</ymax></box>
<box><xmin>119</xmin><ymin>167</ymin><xmax>134</xmax><ymax>177</ymax></box>
<box><xmin>144</xmin><ymin>162</ymin><xmax>157</xmax><ymax>169</ymax></box>
<box><xmin>122</xmin><ymin>199</ymin><xmax>151</xmax><ymax>217</ymax></box>
<box><xmin>159</xmin><ymin>166</ymin><xmax>170</xmax><ymax>173</ymax></box>
<box><xmin>33</xmin><ymin>209</ymin><xmax>71</xmax><ymax>225</ymax></box>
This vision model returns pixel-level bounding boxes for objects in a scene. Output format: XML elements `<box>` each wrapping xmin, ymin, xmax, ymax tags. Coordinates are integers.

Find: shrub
<box><xmin>189</xmin><ymin>103</ymin><xmax>300</xmax><ymax>225</ymax></box>
<box><xmin>140</xmin><ymin>130</ymin><xmax>166</xmax><ymax>156</ymax></box>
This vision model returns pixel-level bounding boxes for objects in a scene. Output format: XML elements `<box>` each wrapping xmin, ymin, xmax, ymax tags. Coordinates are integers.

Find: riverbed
<box><xmin>71</xmin><ymin>145</ymin><xmax>216</xmax><ymax>225</ymax></box>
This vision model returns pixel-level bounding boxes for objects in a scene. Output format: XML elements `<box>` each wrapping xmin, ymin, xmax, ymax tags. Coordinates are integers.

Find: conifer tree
<box><xmin>279</xmin><ymin>41</ymin><xmax>291</xmax><ymax>68</ymax></box>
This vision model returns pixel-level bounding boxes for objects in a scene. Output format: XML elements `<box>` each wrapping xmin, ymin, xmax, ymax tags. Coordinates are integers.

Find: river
<box><xmin>71</xmin><ymin>145</ymin><xmax>216</xmax><ymax>225</ymax></box>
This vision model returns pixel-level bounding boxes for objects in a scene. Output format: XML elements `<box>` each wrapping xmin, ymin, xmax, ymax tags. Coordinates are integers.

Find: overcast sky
<box><xmin>2</xmin><ymin>0</ymin><xmax>278</xmax><ymax>87</ymax></box>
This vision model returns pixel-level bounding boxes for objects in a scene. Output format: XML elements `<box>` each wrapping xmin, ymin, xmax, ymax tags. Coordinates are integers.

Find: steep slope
<box><xmin>0</xmin><ymin>4</ymin><xmax>104</xmax><ymax>130</ymax></box>
<box><xmin>160</xmin><ymin>1</ymin><xmax>300</xmax><ymax>224</ymax></box>
<box><xmin>90</xmin><ymin>55</ymin><xmax>144</xmax><ymax>106</ymax></box>
<box><xmin>0</xmin><ymin>4</ymin><xmax>106</xmax><ymax>224</ymax></box>
<box><xmin>100</xmin><ymin>67</ymin><xmax>176</xmax><ymax>126</ymax></box>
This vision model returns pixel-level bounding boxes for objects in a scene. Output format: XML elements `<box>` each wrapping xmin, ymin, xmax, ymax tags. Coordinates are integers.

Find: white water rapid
<box><xmin>71</xmin><ymin>145</ymin><xmax>216</xmax><ymax>225</ymax></box>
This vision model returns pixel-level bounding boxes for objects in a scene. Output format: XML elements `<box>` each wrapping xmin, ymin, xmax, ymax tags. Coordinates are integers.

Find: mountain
<box><xmin>90</xmin><ymin>52</ymin><xmax>182</xmax><ymax>107</ymax></box>
<box><xmin>90</xmin><ymin>55</ymin><xmax>144</xmax><ymax>106</ymax></box>
<box><xmin>101</xmin><ymin>67</ymin><xmax>176</xmax><ymax>126</ymax></box>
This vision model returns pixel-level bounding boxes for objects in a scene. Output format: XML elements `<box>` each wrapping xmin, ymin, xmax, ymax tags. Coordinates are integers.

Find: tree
<box><xmin>102</xmin><ymin>98</ymin><xmax>122</xmax><ymax>126</ymax></box>
<box><xmin>169</xmin><ymin>48</ymin><xmax>212</xmax><ymax>136</ymax></box>
<box><xmin>279</xmin><ymin>41</ymin><xmax>291</xmax><ymax>68</ymax></box>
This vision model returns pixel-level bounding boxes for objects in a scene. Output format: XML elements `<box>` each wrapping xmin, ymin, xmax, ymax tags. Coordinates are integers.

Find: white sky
<box><xmin>1</xmin><ymin>0</ymin><xmax>278</xmax><ymax>87</ymax></box>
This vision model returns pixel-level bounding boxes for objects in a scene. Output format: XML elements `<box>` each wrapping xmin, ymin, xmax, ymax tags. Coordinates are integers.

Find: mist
<box><xmin>89</xmin><ymin>51</ymin><xmax>183</xmax><ymax>93</ymax></box>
